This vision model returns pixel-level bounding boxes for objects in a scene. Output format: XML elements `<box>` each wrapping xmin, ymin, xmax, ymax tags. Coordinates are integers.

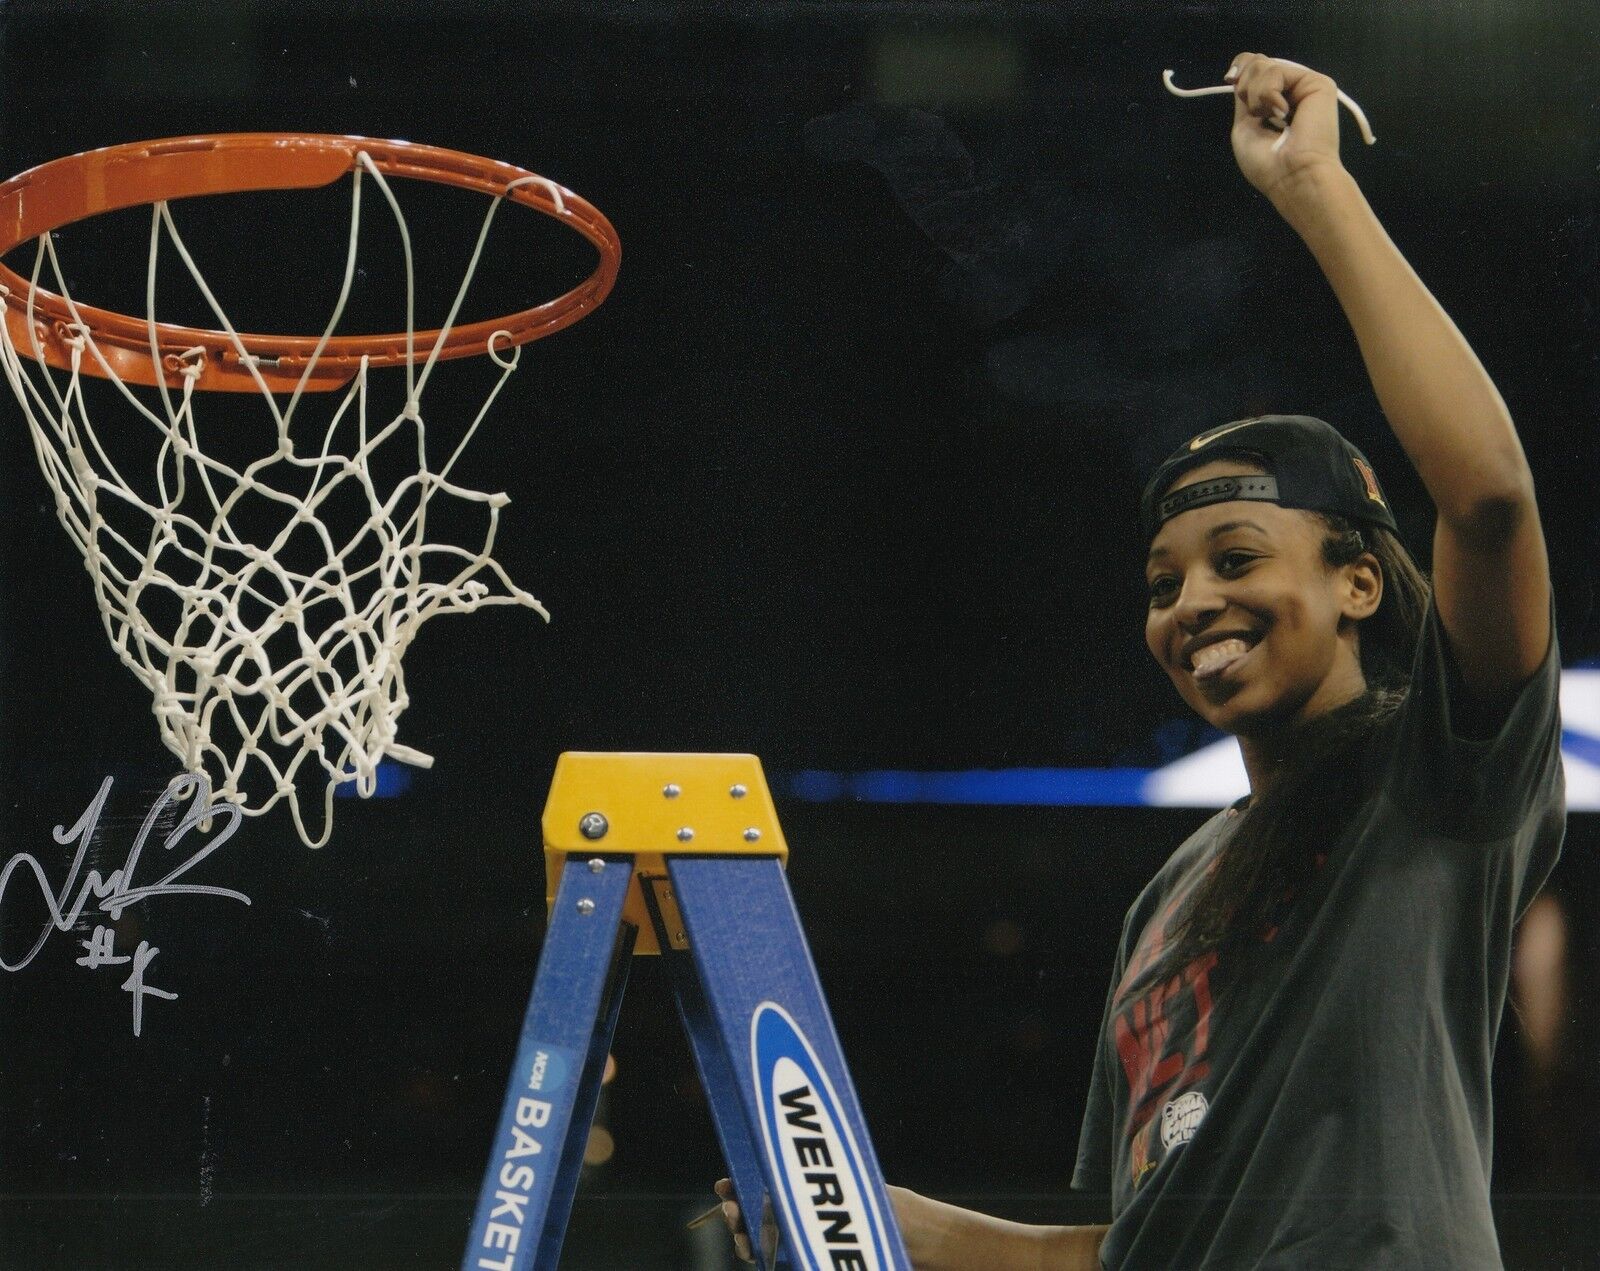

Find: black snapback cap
<box><xmin>1140</xmin><ymin>414</ymin><xmax>1398</xmax><ymax>540</ymax></box>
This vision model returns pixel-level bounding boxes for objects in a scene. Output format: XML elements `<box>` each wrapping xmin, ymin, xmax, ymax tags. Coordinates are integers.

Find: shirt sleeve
<box><xmin>1378</xmin><ymin>592</ymin><xmax>1564</xmax><ymax>892</ymax></box>
<box><xmin>1071</xmin><ymin>959</ymin><xmax>1120</xmax><ymax>1193</ymax></box>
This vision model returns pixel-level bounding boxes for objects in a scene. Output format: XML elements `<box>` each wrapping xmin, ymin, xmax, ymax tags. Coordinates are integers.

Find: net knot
<box><xmin>487</xmin><ymin>329</ymin><xmax>521</xmax><ymax>372</ymax></box>
<box><xmin>165</xmin><ymin>347</ymin><xmax>207</xmax><ymax>382</ymax></box>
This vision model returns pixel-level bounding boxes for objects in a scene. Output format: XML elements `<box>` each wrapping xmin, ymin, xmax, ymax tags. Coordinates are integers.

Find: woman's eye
<box><xmin>1148</xmin><ymin>553</ymin><xmax>1256</xmax><ymax>605</ymax></box>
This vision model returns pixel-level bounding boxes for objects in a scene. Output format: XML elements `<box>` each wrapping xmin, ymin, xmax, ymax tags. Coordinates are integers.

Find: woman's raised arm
<box><xmin>1229</xmin><ymin>53</ymin><xmax>1551</xmax><ymax>713</ymax></box>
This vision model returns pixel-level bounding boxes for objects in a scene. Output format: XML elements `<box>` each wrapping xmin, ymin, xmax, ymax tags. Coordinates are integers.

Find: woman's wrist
<box><xmin>886</xmin><ymin>1186</ymin><xmax>1105</xmax><ymax>1271</ymax></box>
<box><xmin>1266</xmin><ymin>159</ymin><xmax>1362</xmax><ymax>233</ymax></box>
<box><xmin>886</xmin><ymin>1186</ymin><xmax>959</xmax><ymax>1268</ymax></box>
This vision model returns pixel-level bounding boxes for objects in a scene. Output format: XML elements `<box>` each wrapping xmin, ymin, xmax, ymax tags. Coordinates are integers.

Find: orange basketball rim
<box><xmin>0</xmin><ymin>133</ymin><xmax>621</xmax><ymax>393</ymax></box>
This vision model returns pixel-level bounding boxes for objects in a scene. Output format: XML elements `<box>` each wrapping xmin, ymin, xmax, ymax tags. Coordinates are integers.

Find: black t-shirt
<box><xmin>1072</xmin><ymin>598</ymin><xmax>1566</xmax><ymax>1269</ymax></box>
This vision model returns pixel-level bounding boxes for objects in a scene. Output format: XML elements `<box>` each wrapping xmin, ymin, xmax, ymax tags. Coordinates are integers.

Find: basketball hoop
<box><xmin>0</xmin><ymin>133</ymin><xmax>619</xmax><ymax>393</ymax></box>
<box><xmin>0</xmin><ymin>134</ymin><xmax>621</xmax><ymax>846</ymax></box>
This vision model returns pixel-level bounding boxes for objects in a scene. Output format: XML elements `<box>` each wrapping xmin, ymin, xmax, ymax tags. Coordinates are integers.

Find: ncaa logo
<box><xmin>1160</xmin><ymin>1090</ymin><xmax>1210</xmax><ymax>1150</ymax></box>
<box><xmin>751</xmin><ymin>1002</ymin><xmax>896</xmax><ymax>1270</ymax></box>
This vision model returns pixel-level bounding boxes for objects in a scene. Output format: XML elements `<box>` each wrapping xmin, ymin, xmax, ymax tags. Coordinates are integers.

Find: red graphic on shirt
<box><xmin>1129</xmin><ymin>1117</ymin><xmax>1155</xmax><ymax>1187</ymax></box>
<box><xmin>1113</xmin><ymin>886</ymin><xmax>1219</xmax><ymax>1157</ymax></box>
<box><xmin>1114</xmin><ymin>918</ymin><xmax>1215</xmax><ymax>1189</ymax></box>
<box><xmin>1111</xmin><ymin>846</ymin><xmax>1329</xmax><ymax>1188</ymax></box>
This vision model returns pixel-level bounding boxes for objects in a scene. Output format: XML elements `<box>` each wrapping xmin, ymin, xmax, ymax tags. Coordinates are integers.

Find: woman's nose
<box><xmin>1172</xmin><ymin>573</ymin><xmax>1226</xmax><ymax>629</ymax></box>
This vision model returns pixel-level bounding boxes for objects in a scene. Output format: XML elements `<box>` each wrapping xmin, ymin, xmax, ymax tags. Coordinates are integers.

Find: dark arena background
<box><xmin>2</xmin><ymin>2</ymin><xmax>1598</xmax><ymax>1268</ymax></box>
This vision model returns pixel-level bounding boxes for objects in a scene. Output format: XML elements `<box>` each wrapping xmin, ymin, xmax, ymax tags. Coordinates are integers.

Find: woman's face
<box><xmin>1143</xmin><ymin>461</ymin><xmax>1380</xmax><ymax>735</ymax></box>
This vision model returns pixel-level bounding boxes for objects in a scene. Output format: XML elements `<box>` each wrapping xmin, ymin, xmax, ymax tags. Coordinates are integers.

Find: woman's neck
<box><xmin>1236</xmin><ymin>673</ymin><xmax>1369</xmax><ymax>797</ymax></box>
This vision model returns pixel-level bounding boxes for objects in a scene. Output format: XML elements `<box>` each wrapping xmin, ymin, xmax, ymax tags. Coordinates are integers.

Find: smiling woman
<box><xmin>1059</xmin><ymin>52</ymin><xmax>1565</xmax><ymax>1271</ymax></box>
<box><xmin>1135</xmin><ymin>423</ymin><xmax>1434</xmax><ymax>991</ymax></box>
<box><xmin>1068</xmin><ymin>385</ymin><xmax>1563</xmax><ymax>1265</ymax></box>
<box><xmin>1139</xmin><ymin>421</ymin><xmax>1428</xmax><ymax>751</ymax></box>
<box><xmin>714</xmin><ymin>49</ymin><xmax>1568</xmax><ymax>1271</ymax></box>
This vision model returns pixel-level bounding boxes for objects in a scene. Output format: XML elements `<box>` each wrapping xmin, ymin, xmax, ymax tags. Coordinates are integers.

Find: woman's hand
<box><xmin>709</xmin><ymin>1178</ymin><xmax>923</xmax><ymax>1266</ymax></box>
<box><xmin>1226</xmin><ymin>53</ymin><xmax>1347</xmax><ymax>204</ymax></box>
<box><xmin>707</xmin><ymin>1176</ymin><xmax>1109</xmax><ymax>1270</ymax></box>
<box><xmin>711</xmin><ymin>1177</ymin><xmax>772</xmax><ymax>1265</ymax></box>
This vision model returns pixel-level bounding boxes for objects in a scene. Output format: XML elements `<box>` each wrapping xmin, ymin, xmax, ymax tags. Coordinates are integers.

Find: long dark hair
<box><xmin>1144</xmin><ymin>513</ymin><xmax>1432</xmax><ymax>991</ymax></box>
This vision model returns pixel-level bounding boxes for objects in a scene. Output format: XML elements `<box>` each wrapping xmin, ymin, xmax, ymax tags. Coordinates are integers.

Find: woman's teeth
<box><xmin>1191</xmin><ymin>638</ymin><xmax>1251</xmax><ymax>679</ymax></box>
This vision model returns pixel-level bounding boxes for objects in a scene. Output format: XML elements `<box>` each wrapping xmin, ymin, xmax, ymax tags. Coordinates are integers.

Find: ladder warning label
<box><xmin>751</xmin><ymin>1002</ymin><xmax>896</xmax><ymax>1270</ymax></box>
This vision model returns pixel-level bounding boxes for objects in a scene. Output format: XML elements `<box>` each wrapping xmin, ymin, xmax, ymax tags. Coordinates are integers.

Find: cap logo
<box><xmin>1188</xmin><ymin>418</ymin><xmax>1261</xmax><ymax>451</ymax></box>
<box><xmin>1351</xmin><ymin>457</ymin><xmax>1386</xmax><ymax>506</ymax></box>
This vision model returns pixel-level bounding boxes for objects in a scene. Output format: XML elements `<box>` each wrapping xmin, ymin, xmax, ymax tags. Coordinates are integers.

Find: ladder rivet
<box><xmin>730</xmin><ymin>784</ymin><xmax>747</xmax><ymax>798</ymax></box>
<box><xmin>676</xmin><ymin>827</ymin><xmax>694</xmax><ymax>842</ymax></box>
<box><xmin>587</xmin><ymin>858</ymin><xmax>605</xmax><ymax>874</ymax></box>
<box><xmin>663</xmin><ymin>783</ymin><xmax>681</xmax><ymax>798</ymax></box>
<box><xmin>579</xmin><ymin>812</ymin><xmax>609</xmax><ymax>840</ymax></box>
<box><xmin>743</xmin><ymin>828</ymin><xmax>761</xmax><ymax>842</ymax></box>
<box><xmin>675</xmin><ymin>931</ymin><xmax>687</xmax><ymax>943</ymax></box>
<box><xmin>576</xmin><ymin>898</ymin><xmax>596</xmax><ymax>916</ymax></box>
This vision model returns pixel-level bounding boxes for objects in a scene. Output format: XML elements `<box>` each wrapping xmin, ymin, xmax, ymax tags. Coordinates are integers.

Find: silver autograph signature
<box><xmin>0</xmin><ymin>773</ymin><xmax>251</xmax><ymax>1035</ymax></box>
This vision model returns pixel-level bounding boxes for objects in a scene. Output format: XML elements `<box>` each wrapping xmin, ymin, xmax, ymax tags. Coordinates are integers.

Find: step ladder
<box><xmin>462</xmin><ymin>752</ymin><xmax>911</xmax><ymax>1271</ymax></box>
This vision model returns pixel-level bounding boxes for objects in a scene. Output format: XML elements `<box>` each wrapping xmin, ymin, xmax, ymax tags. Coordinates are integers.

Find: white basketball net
<box><xmin>0</xmin><ymin>153</ymin><xmax>557</xmax><ymax>846</ymax></box>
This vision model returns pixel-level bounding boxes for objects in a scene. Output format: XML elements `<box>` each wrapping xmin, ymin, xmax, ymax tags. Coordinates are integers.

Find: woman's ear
<box><xmin>1342</xmin><ymin>552</ymin><xmax>1384</xmax><ymax>621</ymax></box>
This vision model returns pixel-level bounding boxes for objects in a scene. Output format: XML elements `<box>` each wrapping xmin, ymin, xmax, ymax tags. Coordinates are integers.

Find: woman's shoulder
<box><xmin>1126</xmin><ymin>808</ymin><xmax>1236</xmax><ymax>918</ymax></box>
<box><xmin>1357</xmin><ymin>667</ymin><xmax>1564</xmax><ymax>844</ymax></box>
